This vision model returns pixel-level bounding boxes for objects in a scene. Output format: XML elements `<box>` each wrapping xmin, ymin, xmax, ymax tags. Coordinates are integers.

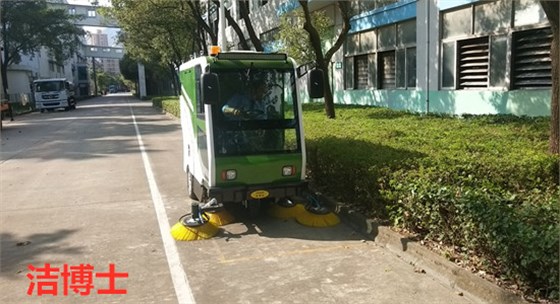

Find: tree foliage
<box><xmin>0</xmin><ymin>0</ymin><xmax>85</xmax><ymax>92</ymax></box>
<box><xmin>277</xmin><ymin>9</ymin><xmax>333</xmax><ymax>65</ymax></box>
<box><xmin>119</xmin><ymin>53</ymin><xmax>138</xmax><ymax>83</ymax></box>
<box><xmin>0</xmin><ymin>0</ymin><xmax>85</xmax><ymax>65</ymax></box>
<box><xmin>103</xmin><ymin>0</ymin><xmax>202</xmax><ymax>95</ymax></box>
<box><xmin>103</xmin><ymin>0</ymin><xmax>198</xmax><ymax>69</ymax></box>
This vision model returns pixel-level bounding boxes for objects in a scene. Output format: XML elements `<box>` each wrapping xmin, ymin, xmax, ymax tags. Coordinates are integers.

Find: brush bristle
<box><xmin>171</xmin><ymin>221</ymin><xmax>219</xmax><ymax>241</ymax></box>
<box><xmin>205</xmin><ymin>210</ymin><xmax>235</xmax><ymax>226</ymax></box>
<box><xmin>295</xmin><ymin>211</ymin><xmax>340</xmax><ymax>227</ymax></box>
<box><xmin>267</xmin><ymin>203</ymin><xmax>305</xmax><ymax>219</ymax></box>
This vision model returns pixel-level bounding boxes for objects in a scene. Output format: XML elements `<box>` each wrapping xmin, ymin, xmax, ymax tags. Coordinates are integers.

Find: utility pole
<box><xmin>92</xmin><ymin>57</ymin><xmax>98</xmax><ymax>95</ymax></box>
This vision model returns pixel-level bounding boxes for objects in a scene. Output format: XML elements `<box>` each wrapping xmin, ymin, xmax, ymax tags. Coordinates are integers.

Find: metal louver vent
<box><xmin>458</xmin><ymin>37</ymin><xmax>489</xmax><ymax>89</ymax></box>
<box><xmin>354</xmin><ymin>55</ymin><xmax>369</xmax><ymax>89</ymax></box>
<box><xmin>512</xmin><ymin>27</ymin><xmax>552</xmax><ymax>89</ymax></box>
<box><xmin>379</xmin><ymin>51</ymin><xmax>396</xmax><ymax>89</ymax></box>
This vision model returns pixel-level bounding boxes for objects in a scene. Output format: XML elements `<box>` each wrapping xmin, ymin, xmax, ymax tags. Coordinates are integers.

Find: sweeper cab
<box><xmin>178</xmin><ymin>47</ymin><xmax>324</xmax><ymax>217</ymax></box>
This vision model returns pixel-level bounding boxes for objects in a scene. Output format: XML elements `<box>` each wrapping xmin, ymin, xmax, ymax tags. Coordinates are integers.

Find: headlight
<box><xmin>282</xmin><ymin>165</ymin><xmax>296</xmax><ymax>176</ymax></box>
<box><xmin>221</xmin><ymin>169</ymin><xmax>237</xmax><ymax>180</ymax></box>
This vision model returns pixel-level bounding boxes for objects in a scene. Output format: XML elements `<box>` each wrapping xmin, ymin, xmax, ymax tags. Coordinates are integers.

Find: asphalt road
<box><xmin>0</xmin><ymin>94</ymin><xmax>479</xmax><ymax>304</ymax></box>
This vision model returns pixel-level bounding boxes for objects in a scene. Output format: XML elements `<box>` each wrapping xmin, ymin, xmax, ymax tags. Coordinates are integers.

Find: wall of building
<box><xmin>222</xmin><ymin>0</ymin><xmax>552</xmax><ymax>117</ymax></box>
<box><xmin>339</xmin><ymin>0</ymin><xmax>552</xmax><ymax>116</ymax></box>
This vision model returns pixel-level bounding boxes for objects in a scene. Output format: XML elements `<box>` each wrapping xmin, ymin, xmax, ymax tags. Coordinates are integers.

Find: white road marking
<box><xmin>129</xmin><ymin>101</ymin><xmax>196</xmax><ymax>304</ymax></box>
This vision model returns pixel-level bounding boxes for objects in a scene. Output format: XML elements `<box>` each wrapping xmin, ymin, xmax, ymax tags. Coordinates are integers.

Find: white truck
<box><xmin>33</xmin><ymin>78</ymin><xmax>76</xmax><ymax>112</ymax></box>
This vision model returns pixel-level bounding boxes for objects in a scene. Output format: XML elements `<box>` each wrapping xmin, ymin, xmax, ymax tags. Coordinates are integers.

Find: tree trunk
<box><xmin>540</xmin><ymin>1</ymin><xmax>559</xmax><ymax>154</ymax></box>
<box><xmin>299</xmin><ymin>1</ymin><xmax>351</xmax><ymax>119</ymax></box>
<box><xmin>319</xmin><ymin>61</ymin><xmax>335</xmax><ymax>118</ymax></box>
<box><xmin>239</xmin><ymin>0</ymin><xmax>263</xmax><ymax>51</ymax></box>
<box><xmin>214</xmin><ymin>0</ymin><xmax>250</xmax><ymax>50</ymax></box>
<box><xmin>185</xmin><ymin>0</ymin><xmax>217</xmax><ymax>46</ymax></box>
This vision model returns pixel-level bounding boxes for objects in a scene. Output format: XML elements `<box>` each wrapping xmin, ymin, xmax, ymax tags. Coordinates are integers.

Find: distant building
<box><xmin>88</xmin><ymin>30</ymin><xmax>121</xmax><ymax>75</ymax></box>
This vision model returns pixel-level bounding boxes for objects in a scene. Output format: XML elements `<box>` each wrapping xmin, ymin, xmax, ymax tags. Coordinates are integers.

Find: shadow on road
<box><xmin>0</xmin><ymin>229</ymin><xmax>84</xmax><ymax>279</ymax></box>
<box><xmin>0</xmin><ymin>95</ymin><xmax>179</xmax><ymax>162</ymax></box>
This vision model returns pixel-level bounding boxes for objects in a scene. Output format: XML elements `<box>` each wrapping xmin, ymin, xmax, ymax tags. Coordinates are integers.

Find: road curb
<box><xmin>322</xmin><ymin>197</ymin><xmax>527</xmax><ymax>304</ymax></box>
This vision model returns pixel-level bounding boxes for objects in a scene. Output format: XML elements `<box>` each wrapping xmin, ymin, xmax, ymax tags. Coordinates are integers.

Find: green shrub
<box><xmin>382</xmin><ymin>170</ymin><xmax>559</xmax><ymax>299</ymax></box>
<box><xmin>152</xmin><ymin>96</ymin><xmax>179</xmax><ymax>117</ymax></box>
<box><xmin>302</xmin><ymin>103</ymin><xmax>559</xmax><ymax>301</ymax></box>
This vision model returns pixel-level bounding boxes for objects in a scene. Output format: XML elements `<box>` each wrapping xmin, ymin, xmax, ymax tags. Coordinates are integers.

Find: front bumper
<box><xmin>36</xmin><ymin>100</ymin><xmax>69</xmax><ymax>109</ymax></box>
<box><xmin>209</xmin><ymin>181</ymin><xmax>308</xmax><ymax>203</ymax></box>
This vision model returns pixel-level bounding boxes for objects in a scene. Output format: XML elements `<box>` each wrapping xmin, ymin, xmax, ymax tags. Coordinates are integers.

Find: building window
<box><xmin>87</xmin><ymin>10</ymin><xmax>96</xmax><ymax>17</ymax></box>
<box><xmin>354</xmin><ymin>55</ymin><xmax>369</xmax><ymax>89</ymax></box>
<box><xmin>69</xmin><ymin>7</ymin><xmax>76</xmax><ymax>15</ymax></box>
<box><xmin>511</xmin><ymin>27</ymin><xmax>552</xmax><ymax>89</ymax></box>
<box><xmin>344</xmin><ymin>57</ymin><xmax>354</xmax><ymax>89</ymax></box>
<box><xmin>457</xmin><ymin>37</ymin><xmax>489</xmax><ymax>89</ymax></box>
<box><xmin>396</xmin><ymin>20</ymin><xmax>416</xmax><ymax>88</ymax></box>
<box><xmin>349</xmin><ymin>0</ymin><xmax>398</xmax><ymax>17</ymax></box>
<box><xmin>378</xmin><ymin>51</ymin><xmax>396</xmax><ymax>89</ymax></box>
<box><xmin>406</xmin><ymin>48</ymin><xmax>417</xmax><ymax>88</ymax></box>
<box><xmin>344</xmin><ymin>19</ymin><xmax>415</xmax><ymax>90</ymax></box>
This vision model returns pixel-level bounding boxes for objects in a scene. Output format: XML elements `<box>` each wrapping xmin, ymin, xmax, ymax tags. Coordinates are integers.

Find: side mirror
<box><xmin>308</xmin><ymin>68</ymin><xmax>324</xmax><ymax>99</ymax></box>
<box><xmin>201</xmin><ymin>73</ymin><xmax>220</xmax><ymax>105</ymax></box>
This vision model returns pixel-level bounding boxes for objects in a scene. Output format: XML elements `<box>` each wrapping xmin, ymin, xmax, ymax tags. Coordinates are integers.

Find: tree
<box><xmin>104</xmin><ymin>0</ymin><xmax>200</xmax><ymax>95</ymax></box>
<box><xmin>278</xmin><ymin>9</ymin><xmax>334</xmax><ymax>68</ymax></box>
<box><xmin>539</xmin><ymin>1</ymin><xmax>559</xmax><ymax>155</ymax></box>
<box><xmin>0</xmin><ymin>0</ymin><xmax>85</xmax><ymax>95</ymax></box>
<box><xmin>299</xmin><ymin>1</ymin><xmax>351</xmax><ymax>119</ymax></box>
<box><xmin>186</xmin><ymin>0</ymin><xmax>263</xmax><ymax>51</ymax></box>
<box><xmin>119</xmin><ymin>53</ymin><xmax>138</xmax><ymax>84</ymax></box>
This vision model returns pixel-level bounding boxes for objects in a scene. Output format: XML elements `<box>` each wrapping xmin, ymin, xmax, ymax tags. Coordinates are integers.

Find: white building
<box><xmin>217</xmin><ymin>0</ymin><xmax>553</xmax><ymax>117</ymax></box>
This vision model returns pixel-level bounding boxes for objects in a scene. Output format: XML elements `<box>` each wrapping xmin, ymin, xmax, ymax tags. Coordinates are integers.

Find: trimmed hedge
<box><xmin>152</xmin><ymin>96</ymin><xmax>180</xmax><ymax>118</ymax></box>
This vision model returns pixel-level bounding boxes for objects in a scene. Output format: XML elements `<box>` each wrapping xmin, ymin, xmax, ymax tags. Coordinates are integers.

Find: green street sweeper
<box><xmin>171</xmin><ymin>47</ymin><xmax>339</xmax><ymax>241</ymax></box>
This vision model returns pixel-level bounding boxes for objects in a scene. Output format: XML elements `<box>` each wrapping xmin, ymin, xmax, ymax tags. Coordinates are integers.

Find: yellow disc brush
<box><xmin>171</xmin><ymin>202</ymin><xmax>219</xmax><ymax>241</ymax></box>
<box><xmin>204</xmin><ymin>209</ymin><xmax>235</xmax><ymax>226</ymax></box>
<box><xmin>267</xmin><ymin>198</ymin><xmax>305</xmax><ymax>220</ymax></box>
<box><xmin>295</xmin><ymin>195</ymin><xmax>340</xmax><ymax>228</ymax></box>
<box><xmin>199</xmin><ymin>198</ymin><xmax>234</xmax><ymax>226</ymax></box>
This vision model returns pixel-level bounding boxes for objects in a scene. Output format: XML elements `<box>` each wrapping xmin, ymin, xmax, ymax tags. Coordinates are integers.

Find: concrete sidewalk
<box><xmin>324</xmin><ymin>195</ymin><xmax>527</xmax><ymax>304</ymax></box>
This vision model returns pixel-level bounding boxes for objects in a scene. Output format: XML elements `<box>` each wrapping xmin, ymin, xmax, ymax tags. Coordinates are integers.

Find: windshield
<box><xmin>212</xmin><ymin>68</ymin><xmax>300</xmax><ymax>156</ymax></box>
<box><xmin>35</xmin><ymin>81</ymin><xmax>64</xmax><ymax>92</ymax></box>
